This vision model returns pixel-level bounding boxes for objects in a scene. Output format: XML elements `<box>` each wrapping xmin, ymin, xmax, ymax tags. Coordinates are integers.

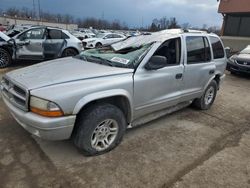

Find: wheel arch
<box><xmin>73</xmin><ymin>90</ymin><xmax>133</xmax><ymax>124</ymax></box>
<box><xmin>61</xmin><ymin>47</ymin><xmax>79</xmax><ymax>56</ymax></box>
<box><xmin>203</xmin><ymin>73</ymin><xmax>223</xmax><ymax>92</ymax></box>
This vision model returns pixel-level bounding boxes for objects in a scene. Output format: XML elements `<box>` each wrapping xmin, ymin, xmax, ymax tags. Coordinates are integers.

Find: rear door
<box><xmin>15</xmin><ymin>28</ymin><xmax>45</xmax><ymax>60</ymax></box>
<box><xmin>102</xmin><ymin>34</ymin><xmax>115</xmax><ymax>45</ymax></box>
<box><xmin>180</xmin><ymin>35</ymin><xmax>216</xmax><ymax>102</ymax></box>
<box><xmin>112</xmin><ymin>34</ymin><xmax>124</xmax><ymax>43</ymax></box>
<box><xmin>43</xmin><ymin>29</ymin><xmax>66</xmax><ymax>59</ymax></box>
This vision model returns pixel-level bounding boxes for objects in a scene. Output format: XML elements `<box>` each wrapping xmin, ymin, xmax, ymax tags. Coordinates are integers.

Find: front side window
<box><xmin>105</xmin><ymin>34</ymin><xmax>113</xmax><ymax>39</ymax></box>
<box><xmin>186</xmin><ymin>36</ymin><xmax>211</xmax><ymax>64</ymax></box>
<box><xmin>19</xmin><ymin>28</ymin><xmax>45</xmax><ymax>40</ymax></box>
<box><xmin>153</xmin><ymin>38</ymin><xmax>181</xmax><ymax>66</ymax></box>
<box><xmin>209</xmin><ymin>36</ymin><xmax>225</xmax><ymax>59</ymax></box>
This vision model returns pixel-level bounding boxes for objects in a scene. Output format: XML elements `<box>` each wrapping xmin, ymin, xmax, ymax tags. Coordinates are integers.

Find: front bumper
<box><xmin>227</xmin><ymin>62</ymin><xmax>250</xmax><ymax>74</ymax></box>
<box><xmin>1</xmin><ymin>92</ymin><xmax>76</xmax><ymax>140</ymax></box>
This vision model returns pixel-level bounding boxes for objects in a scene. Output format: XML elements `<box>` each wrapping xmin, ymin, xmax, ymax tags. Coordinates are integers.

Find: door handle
<box><xmin>209</xmin><ymin>70</ymin><xmax>215</xmax><ymax>75</ymax></box>
<box><xmin>175</xmin><ymin>73</ymin><xmax>183</xmax><ymax>79</ymax></box>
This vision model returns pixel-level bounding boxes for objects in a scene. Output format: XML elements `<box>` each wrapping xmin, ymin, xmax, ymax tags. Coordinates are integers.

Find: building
<box><xmin>218</xmin><ymin>0</ymin><xmax>250</xmax><ymax>52</ymax></box>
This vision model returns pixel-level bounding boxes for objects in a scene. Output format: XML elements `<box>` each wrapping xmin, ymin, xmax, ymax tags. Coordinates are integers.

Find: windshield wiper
<box><xmin>89</xmin><ymin>55</ymin><xmax>115</xmax><ymax>67</ymax></box>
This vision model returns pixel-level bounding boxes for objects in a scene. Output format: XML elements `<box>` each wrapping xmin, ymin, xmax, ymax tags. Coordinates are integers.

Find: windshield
<box><xmin>96</xmin><ymin>33</ymin><xmax>106</xmax><ymax>38</ymax></box>
<box><xmin>78</xmin><ymin>44</ymin><xmax>152</xmax><ymax>68</ymax></box>
<box><xmin>240</xmin><ymin>46</ymin><xmax>250</xmax><ymax>54</ymax></box>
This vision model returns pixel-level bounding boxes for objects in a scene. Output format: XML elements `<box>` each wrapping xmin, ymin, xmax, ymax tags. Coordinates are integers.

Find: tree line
<box><xmin>0</xmin><ymin>7</ymin><xmax>220</xmax><ymax>34</ymax></box>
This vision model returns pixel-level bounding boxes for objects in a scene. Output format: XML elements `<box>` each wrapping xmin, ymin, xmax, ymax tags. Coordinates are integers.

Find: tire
<box><xmin>95</xmin><ymin>42</ymin><xmax>102</xmax><ymax>48</ymax></box>
<box><xmin>0</xmin><ymin>48</ymin><xmax>12</xmax><ymax>68</ymax></box>
<box><xmin>193</xmin><ymin>80</ymin><xmax>218</xmax><ymax>110</ymax></box>
<box><xmin>62</xmin><ymin>48</ymin><xmax>78</xmax><ymax>57</ymax></box>
<box><xmin>73</xmin><ymin>103</ymin><xmax>126</xmax><ymax>156</ymax></box>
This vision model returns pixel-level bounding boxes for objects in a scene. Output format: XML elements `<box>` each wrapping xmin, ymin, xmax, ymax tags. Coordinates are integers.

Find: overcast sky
<box><xmin>1</xmin><ymin>0</ymin><xmax>222</xmax><ymax>28</ymax></box>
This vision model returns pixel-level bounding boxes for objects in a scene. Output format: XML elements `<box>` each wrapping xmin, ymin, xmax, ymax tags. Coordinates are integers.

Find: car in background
<box><xmin>0</xmin><ymin>26</ymin><xmax>84</xmax><ymax>68</ymax></box>
<box><xmin>82</xmin><ymin>32</ymin><xmax>126</xmax><ymax>48</ymax></box>
<box><xmin>0</xmin><ymin>32</ymin><xmax>13</xmax><ymax>68</ymax></box>
<box><xmin>79</xmin><ymin>29</ymin><xmax>96</xmax><ymax>38</ymax></box>
<box><xmin>71</xmin><ymin>30</ymin><xmax>94</xmax><ymax>40</ymax></box>
<box><xmin>5</xmin><ymin>24</ymin><xmax>35</xmax><ymax>37</ymax></box>
<box><xmin>227</xmin><ymin>45</ymin><xmax>250</xmax><ymax>74</ymax></box>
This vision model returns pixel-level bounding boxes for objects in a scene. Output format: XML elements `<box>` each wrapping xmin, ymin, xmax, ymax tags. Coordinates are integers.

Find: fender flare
<box><xmin>203</xmin><ymin>72</ymin><xmax>223</xmax><ymax>92</ymax></box>
<box><xmin>73</xmin><ymin>89</ymin><xmax>133</xmax><ymax>120</ymax></box>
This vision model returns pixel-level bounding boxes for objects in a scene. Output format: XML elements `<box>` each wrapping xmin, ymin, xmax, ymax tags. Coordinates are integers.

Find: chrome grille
<box><xmin>236</xmin><ymin>60</ymin><xmax>250</xmax><ymax>66</ymax></box>
<box><xmin>1</xmin><ymin>77</ymin><xmax>29</xmax><ymax>111</ymax></box>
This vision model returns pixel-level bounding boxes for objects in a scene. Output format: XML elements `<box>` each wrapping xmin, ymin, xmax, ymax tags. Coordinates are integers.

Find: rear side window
<box><xmin>209</xmin><ymin>36</ymin><xmax>225</xmax><ymax>59</ymax></box>
<box><xmin>186</xmin><ymin>36</ymin><xmax>211</xmax><ymax>64</ymax></box>
<box><xmin>62</xmin><ymin>32</ymin><xmax>69</xmax><ymax>39</ymax></box>
<box><xmin>47</xmin><ymin>29</ymin><xmax>62</xmax><ymax>39</ymax></box>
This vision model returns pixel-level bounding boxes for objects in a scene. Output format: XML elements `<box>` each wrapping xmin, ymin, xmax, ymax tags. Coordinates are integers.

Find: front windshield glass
<box><xmin>240</xmin><ymin>46</ymin><xmax>250</xmax><ymax>54</ymax></box>
<box><xmin>96</xmin><ymin>33</ymin><xmax>106</xmax><ymax>38</ymax></box>
<box><xmin>78</xmin><ymin>44</ymin><xmax>152</xmax><ymax>69</ymax></box>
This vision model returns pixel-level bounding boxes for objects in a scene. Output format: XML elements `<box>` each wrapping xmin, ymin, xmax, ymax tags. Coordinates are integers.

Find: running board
<box><xmin>129</xmin><ymin>101</ymin><xmax>192</xmax><ymax>128</ymax></box>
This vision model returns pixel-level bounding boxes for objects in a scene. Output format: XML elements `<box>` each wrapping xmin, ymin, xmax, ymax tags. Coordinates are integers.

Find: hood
<box><xmin>6</xmin><ymin>57</ymin><xmax>133</xmax><ymax>90</ymax></box>
<box><xmin>233</xmin><ymin>53</ymin><xmax>250</xmax><ymax>61</ymax></box>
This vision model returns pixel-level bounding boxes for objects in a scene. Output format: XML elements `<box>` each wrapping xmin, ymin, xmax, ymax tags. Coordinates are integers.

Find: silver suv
<box><xmin>1</xmin><ymin>29</ymin><xmax>227</xmax><ymax>156</ymax></box>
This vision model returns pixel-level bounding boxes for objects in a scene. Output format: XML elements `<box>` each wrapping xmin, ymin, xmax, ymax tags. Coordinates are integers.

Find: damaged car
<box><xmin>227</xmin><ymin>45</ymin><xmax>250</xmax><ymax>74</ymax></box>
<box><xmin>0</xmin><ymin>26</ymin><xmax>84</xmax><ymax>68</ymax></box>
<box><xmin>1</xmin><ymin>29</ymin><xmax>227</xmax><ymax>156</ymax></box>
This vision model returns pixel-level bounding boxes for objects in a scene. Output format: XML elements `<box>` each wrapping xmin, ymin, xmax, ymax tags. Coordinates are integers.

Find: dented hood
<box><xmin>5</xmin><ymin>57</ymin><xmax>133</xmax><ymax>90</ymax></box>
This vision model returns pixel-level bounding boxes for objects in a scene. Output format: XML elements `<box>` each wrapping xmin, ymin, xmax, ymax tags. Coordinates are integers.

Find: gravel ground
<box><xmin>0</xmin><ymin>62</ymin><xmax>250</xmax><ymax>188</ymax></box>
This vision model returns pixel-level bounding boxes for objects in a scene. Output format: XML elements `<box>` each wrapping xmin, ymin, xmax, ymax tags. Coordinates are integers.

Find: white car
<box><xmin>82</xmin><ymin>33</ymin><xmax>126</xmax><ymax>48</ymax></box>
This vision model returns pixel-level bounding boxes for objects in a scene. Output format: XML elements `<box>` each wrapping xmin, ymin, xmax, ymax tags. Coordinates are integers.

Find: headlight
<box><xmin>229</xmin><ymin>57</ymin><xmax>236</xmax><ymax>64</ymax></box>
<box><xmin>87</xmin><ymin>40</ymin><xmax>95</xmax><ymax>43</ymax></box>
<box><xmin>30</xmin><ymin>96</ymin><xmax>64</xmax><ymax>117</ymax></box>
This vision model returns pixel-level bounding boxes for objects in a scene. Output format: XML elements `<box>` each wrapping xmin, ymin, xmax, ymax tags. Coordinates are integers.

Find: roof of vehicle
<box><xmin>112</xmin><ymin>29</ymin><xmax>216</xmax><ymax>51</ymax></box>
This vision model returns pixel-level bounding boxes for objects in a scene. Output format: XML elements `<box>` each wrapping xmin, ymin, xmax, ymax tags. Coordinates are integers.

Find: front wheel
<box><xmin>193</xmin><ymin>80</ymin><xmax>218</xmax><ymax>110</ymax></box>
<box><xmin>0</xmin><ymin>48</ymin><xmax>12</xmax><ymax>68</ymax></box>
<box><xmin>73</xmin><ymin>103</ymin><xmax>126</xmax><ymax>156</ymax></box>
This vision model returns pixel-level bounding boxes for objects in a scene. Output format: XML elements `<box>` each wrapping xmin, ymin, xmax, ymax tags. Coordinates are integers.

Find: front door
<box><xmin>15</xmin><ymin>28</ymin><xmax>45</xmax><ymax>60</ymax></box>
<box><xmin>133</xmin><ymin>38</ymin><xmax>184</xmax><ymax>119</ymax></box>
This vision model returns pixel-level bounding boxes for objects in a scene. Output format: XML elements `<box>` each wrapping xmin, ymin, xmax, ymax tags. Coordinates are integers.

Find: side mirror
<box><xmin>225</xmin><ymin>47</ymin><xmax>231</xmax><ymax>58</ymax></box>
<box><xmin>145</xmin><ymin>55</ymin><xmax>167</xmax><ymax>70</ymax></box>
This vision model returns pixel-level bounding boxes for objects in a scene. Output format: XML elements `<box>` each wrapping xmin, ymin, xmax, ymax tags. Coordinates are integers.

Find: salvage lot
<box><xmin>0</xmin><ymin>62</ymin><xmax>250</xmax><ymax>188</ymax></box>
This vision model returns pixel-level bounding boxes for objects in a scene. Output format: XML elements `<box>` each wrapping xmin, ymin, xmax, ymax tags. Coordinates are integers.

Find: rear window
<box><xmin>186</xmin><ymin>36</ymin><xmax>211</xmax><ymax>64</ymax></box>
<box><xmin>209</xmin><ymin>36</ymin><xmax>225</xmax><ymax>59</ymax></box>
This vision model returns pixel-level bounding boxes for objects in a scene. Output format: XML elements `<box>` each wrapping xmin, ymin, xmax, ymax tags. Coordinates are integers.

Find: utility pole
<box><xmin>32</xmin><ymin>0</ymin><xmax>36</xmax><ymax>19</ymax></box>
<box><xmin>38</xmin><ymin>0</ymin><xmax>41</xmax><ymax>21</ymax></box>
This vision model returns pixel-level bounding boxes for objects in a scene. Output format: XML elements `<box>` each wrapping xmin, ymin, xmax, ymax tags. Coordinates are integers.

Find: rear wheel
<box><xmin>62</xmin><ymin>48</ymin><xmax>78</xmax><ymax>57</ymax></box>
<box><xmin>73</xmin><ymin>103</ymin><xmax>126</xmax><ymax>156</ymax></box>
<box><xmin>193</xmin><ymin>80</ymin><xmax>218</xmax><ymax>110</ymax></box>
<box><xmin>0</xmin><ymin>48</ymin><xmax>12</xmax><ymax>68</ymax></box>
